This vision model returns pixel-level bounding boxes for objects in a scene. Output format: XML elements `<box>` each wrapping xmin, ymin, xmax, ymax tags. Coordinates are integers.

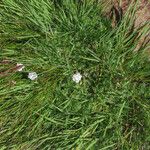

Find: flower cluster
<box><xmin>16</xmin><ymin>63</ymin><xmax>38</xmax><ymax>80</ymax></box>
<box><xmin>16</xmin><ymin>63</ymin><xmax>84</xmax><ymax>83</ymax></box>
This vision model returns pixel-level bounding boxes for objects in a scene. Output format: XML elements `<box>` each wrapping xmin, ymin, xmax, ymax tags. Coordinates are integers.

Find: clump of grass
<box><xmin>0</xmin><ymin>0</ymin><xmax>150</xmax><ymax>149</ymax></box>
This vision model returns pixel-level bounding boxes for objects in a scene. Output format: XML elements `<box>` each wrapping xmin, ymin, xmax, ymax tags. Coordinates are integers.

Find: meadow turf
<box><xmin>0</xmin><ymin>0</ymin><xmax>150</xmax><ymax>149</ymax></box>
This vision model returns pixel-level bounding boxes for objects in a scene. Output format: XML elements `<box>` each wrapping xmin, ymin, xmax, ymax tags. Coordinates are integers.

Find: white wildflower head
<box><xmin>28</xmin><ymin>72</ymin><xmax>38</xmax><ymax>80</ymax></box>
<box><xmin>16</xmin><ymin>63</ymin><xmax>25</xmax><ymax>72</ymax></box>
<box><xmin>72</xmin><ymin>72</ymin><xmax>82</xmax><ymax>83</ymax></box>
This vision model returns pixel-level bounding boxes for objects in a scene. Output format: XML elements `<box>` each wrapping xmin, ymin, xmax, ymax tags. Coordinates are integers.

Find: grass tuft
<box><xmin>0</xmin><ymin>0</ymin><xmax>150</xmax><ymax>149</ymax></box>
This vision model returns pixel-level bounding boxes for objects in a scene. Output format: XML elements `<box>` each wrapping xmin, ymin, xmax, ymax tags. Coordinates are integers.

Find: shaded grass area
<box><xmin>0</xmin><ymin>0</ymin><xmax>150</xmax><ymax>149</ymax></box>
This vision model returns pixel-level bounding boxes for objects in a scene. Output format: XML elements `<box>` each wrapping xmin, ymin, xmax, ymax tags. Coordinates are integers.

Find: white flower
<box><xmin>28</xmin><ymin>72</ymin><xmax>38</xmax><ymax>80</ymax></box>
<box><xmin>16</xmin><ymin>63</ymin><xmax>25</xmax><ymax>71</ymax></box>
<box><xmin>72</xmin><ymin>72</ymin><xmax>82</xmax><ymax>83</ymax></box>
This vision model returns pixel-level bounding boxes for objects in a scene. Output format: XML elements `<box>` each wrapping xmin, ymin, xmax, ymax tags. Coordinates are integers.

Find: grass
<box><xmin>0</xmin><ymin>0</ymin><xmax>150</xmax><ymax>149</ymax></box>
